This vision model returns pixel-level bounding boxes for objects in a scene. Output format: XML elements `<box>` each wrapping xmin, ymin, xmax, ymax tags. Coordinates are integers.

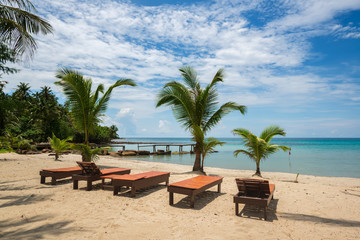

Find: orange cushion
<box><xmin>170</xmin><ymin>176</ymin><xmax>223</xmax><ymax>190</ymax></box>
<box><xmin>100</xmin><ymin>168</ymin><xmax>130</xmax><ymax>175</ymax></box>
<box><xmin>42</xmin><ymin>167</ymin><xmax>81</xmax><ymax>172</ymax></box>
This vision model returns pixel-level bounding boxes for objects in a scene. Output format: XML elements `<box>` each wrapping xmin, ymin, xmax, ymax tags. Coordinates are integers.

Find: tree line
<box><xmin>0</xmin><ymin>81</ymin><xmax>119</xmax><ymax>144</ymax></box>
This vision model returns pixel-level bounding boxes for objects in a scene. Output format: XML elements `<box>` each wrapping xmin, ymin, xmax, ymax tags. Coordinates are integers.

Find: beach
<box><xmin>1</xmin><ymin>152</ymin><xmax>360</xmax><ymax>240</ymax></box>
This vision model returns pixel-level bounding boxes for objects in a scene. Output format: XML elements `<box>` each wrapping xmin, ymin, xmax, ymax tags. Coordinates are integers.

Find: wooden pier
<box><xmin>111</xmin><ymin>142</ymin><xmax>195</xmax><ymax>152</ymax></box>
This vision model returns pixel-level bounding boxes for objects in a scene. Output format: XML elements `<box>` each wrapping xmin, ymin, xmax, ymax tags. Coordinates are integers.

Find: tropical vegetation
<box><xmin>48</xmin><ymin>133</ymin><xmax>72</xmax><ymax>161</ymax></box>
<box><xmin>55</xmin><ymin>68</ymin><xmax>136</xmax><ymax>145</ymax></box>
<box><xmin>0</xmin><ymin>82</ymin><xmax>120</xmax><ymax>152</ymax></box>
<box><xmin>0</xmin><ymin>0</ymin><xmax>53</xmax><ymax>60</ymax></box>
<box><xmin>157</xmin><ymin>66</ymin><xmax>247</xmax><ymax>171</ymax></box>
<box><xmin>71</xmin><ymin>143</ymin><xmax>105</xmax><ymax>162</ymax></box>
<box><xmin>232</xmin><ymin>125</ymin><xmax>290</xmax><ymax>177</ymax></box>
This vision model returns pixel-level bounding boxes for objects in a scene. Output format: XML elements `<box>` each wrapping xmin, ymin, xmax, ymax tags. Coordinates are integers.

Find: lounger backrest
<box><xmin>76</xmin><ymin>161</ymin><xmax>101</xmax><ymax>175</ymax></box>
<box><xmin>235</xmin><ymin>178</ymin><xmax>270</xmax><ymax>198</ymax></box>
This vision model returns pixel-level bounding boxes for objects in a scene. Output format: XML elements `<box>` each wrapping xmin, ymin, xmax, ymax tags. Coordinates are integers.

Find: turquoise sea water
<box><xmin>110</xmin><ymin>138</ymin><xmax>360</xmax><ymax>178</ymax></box>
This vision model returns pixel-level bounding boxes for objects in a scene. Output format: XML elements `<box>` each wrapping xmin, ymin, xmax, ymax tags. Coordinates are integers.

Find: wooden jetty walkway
<box><xmin>111</xmin><ymin>142</ymin><xmax>195</xmax><ymax>152</ymax></box>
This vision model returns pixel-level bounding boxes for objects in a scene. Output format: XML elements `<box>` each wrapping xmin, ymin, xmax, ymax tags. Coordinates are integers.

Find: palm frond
<box><xmin>260</xmin><ymin>125</ymin><xmax>286</xmax><ymax>143</ymax></box>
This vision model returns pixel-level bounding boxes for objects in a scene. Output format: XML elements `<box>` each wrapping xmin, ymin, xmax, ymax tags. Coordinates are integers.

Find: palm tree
<box><xmin>71</xmin><ymin>143</ymin><xmax>104</xmax><ymax>162</ymax></box>
<box><xmin>156</xmin><ymin>66</ymin><xmax>246</xmax><ymax>171</ymax></box>
<box><xmin>232</xmin><ymin>125</ymin><xmax>290</xmax><ymax>177</ymax></box>
<box><xmin>48</xmin><ymin>133</ymin><xmax>72</xmax><ymax>161</ymax></box>
<box><xmin>201</xmin><ymin>137</ymin><xmax>224</xmax><ymax>171</ymax></box>
<box><xmin>0</xmin><ymin>0</ymin><xmax>53</xmax><ymax>59</ymax></box>
<box><xmin>55</xmin><ymin>68</ymin><xmax>136</xmax><ymax>145</ymax></box>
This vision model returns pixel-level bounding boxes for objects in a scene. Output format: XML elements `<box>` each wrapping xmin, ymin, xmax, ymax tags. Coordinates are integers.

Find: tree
<box><xmin>48</xmin><ymin>133</ymin><xmax>72</xmax><ymax>161</ymax></box>
<box><xmin>71</xmin><ymin>143</ymin><xmax>104</xmax><ymax>162</ymax></box>
<box><xmin>0</xmin><ymin>0</ymin><xmax>53</xmax><ymax>59</ymax></box>
<box><xmin>201</xmin><ymin>137</ymin><xmax>224</xmax><ymax>171</ymax></box>
<box><xmin>232</xmin><ymin>125</ymin><xmax>290</xmax><ymax>177</ymax></box>
<box><xmin>55</xmin><ymin>68</ymin><xmax>136</xmax><ymax>145</ymax></box>
<box><xmin>156</xmin><ymin>66</ymin><xmax>246</xmax><ymax>171</ymax></box>
<box><xmin>0</xmin><ymin>42</ymin><xmax>18</xmax><ymax>75</ymax></box>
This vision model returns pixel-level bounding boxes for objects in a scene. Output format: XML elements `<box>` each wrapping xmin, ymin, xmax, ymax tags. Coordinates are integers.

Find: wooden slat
<box><xmin>169</xmin><ymin>176</ymin><xmax>223</xmax><ymax>190</ymax></box>
<box><xmin>42</xmin><ymin>166</ymin><xmax>81</xmax><ymax>172</ymax></box>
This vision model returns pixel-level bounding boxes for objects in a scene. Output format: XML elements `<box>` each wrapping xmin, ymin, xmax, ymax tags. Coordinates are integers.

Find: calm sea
<box><xmin>110</xmin><ymin>138</ymin><xmax>360</xmax><ymax>178</ymax></box>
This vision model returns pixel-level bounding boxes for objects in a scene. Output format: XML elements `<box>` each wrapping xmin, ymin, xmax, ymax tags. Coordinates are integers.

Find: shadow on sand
<box><xmin>237</xmin><ymin>199</ymin><xmax>279</xmax><ymax>222</ymax></box>
<box><xmin>0</xmin><ymin>214</ymin><xmax>78</xmax><ymax>239</ymax></box>
<box><xmin>171</xmin><ymin>191</ymin><xmax>226</xmax><ymax>210</ymax></box>
<box><xmin>0</xmin><ymin>193</ymin><xmax>53</xmax><ymax>208</ymax></box>
<box><xmin>279</xmin><ymin>212</ymin><xmax>360</xmax><ymax>227</ymax></box>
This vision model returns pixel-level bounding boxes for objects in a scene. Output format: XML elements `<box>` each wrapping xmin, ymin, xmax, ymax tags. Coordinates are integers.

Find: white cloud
<box><xmin>1</xmin><ymin>0</ymin><xmax>359</xmax><ymax>137</ymax></box>
<box><xmin>158</xmin><ymin>120</ymin><xmax>171</xmax><ymax>133</ymax></box>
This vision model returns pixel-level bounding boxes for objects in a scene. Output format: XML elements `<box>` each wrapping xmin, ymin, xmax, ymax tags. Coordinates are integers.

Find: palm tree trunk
<box><xmin>254</xmin><ymin>160</ymin><xmax>262</xmax><ymax>177</ymax></box>
<box><xmin>84</xmin><ymin>128</ymin><xmax>89</xmax><ymax>145</ymax></box>
<box><xmin>192</xmin><ymin>144</ymin><xmax>202</xmax><ymax>171</ymax></box>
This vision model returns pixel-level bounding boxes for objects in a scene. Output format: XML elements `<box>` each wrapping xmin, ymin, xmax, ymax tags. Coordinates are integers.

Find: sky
<box><xmin>2</xmin><ymin>0</ymin><xmax>360</xmax><ymax>138</ymax></box>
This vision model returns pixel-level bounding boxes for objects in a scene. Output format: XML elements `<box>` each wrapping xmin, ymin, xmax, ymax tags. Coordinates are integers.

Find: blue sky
<box><xmin>3</xmin><ymin>0</ymin><xmax>360</xmax><ymax>137</ymax></box>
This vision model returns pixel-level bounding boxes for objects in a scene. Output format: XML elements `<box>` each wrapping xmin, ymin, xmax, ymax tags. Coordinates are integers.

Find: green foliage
<box><xmin>17</xmin><ymin>138</ymin><xmax>32</xmax><ymax>150</ymax></box>
<box><xmin>156</xmin><ymin>66</ymin><xmax>246</xmax><ymax>171</ymax></box>
<box><xmin>48</xmin><ymin>133</ymin><xmax>72</xmax><ymax>160</ymax></box>
<box><xmin>71</xmin><ymin>143</ymin><xmax>104</xmax><ymax>162</ymax></box>
<box><xmin>0</xmin><ymin>43</ymin><xmax>18</xmax><ymax>75</ymax></box>
<box><xmin>0</xmin><ymin>0</ymin><xmax>53</xmax><ymax>59</ymax></box>
<box><xmin>55</xmin><ymin>68</ymin><xmax>136</xmax><ymax>145</ymax></box>
<box><xmin>232</xmin><ymin>125</ymin><xmax>290</xmax><ymax>177</ymax></box>
<box><xmin>201</xmin><ymin>137</ymin><xmax>225</xmax><ymax>169</ymax></box>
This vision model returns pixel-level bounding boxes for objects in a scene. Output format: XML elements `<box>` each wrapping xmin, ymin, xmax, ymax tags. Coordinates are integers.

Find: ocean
<box><xmin>110</xmin><ymin>138</ymin><xmax>360</xmax><ymax>178</ymax></box>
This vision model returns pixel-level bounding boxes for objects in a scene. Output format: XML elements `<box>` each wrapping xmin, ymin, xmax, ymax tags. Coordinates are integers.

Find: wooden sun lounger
<box><xmin>72</xmin><ymin>161</ymin><xmax>131</xmax><ymax>191</ymax></box>
<box><xmin>40</xmin><ymin>166</ymin><xmax>82</xmax><ymax>185</ymax></box>
<box><xmin>168</xmin><ymin>175</ymin><xmax>223</xmax><ymax>208</ymax></box>
<box><xmin>101</xmin><ymin>171</ymin><xmax>170</xmax><ymax>197</ymax></box>
<box><xmin>233</xmin><ymin>178</ymin><xmax>275</xmax><ymax>220</ymax></box>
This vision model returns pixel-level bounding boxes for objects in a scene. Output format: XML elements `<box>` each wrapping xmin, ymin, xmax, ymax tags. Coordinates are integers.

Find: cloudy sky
<box><xmin>3</xmin><ymin>0</ymin><xmax>360</xmax><ymax>137</ymax></box>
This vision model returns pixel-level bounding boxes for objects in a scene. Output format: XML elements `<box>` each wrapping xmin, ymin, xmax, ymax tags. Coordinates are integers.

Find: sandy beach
<box><xmin>0</xmin><ymin>152</ymin><xmax>359</xmax><ymax>240</ymax></box>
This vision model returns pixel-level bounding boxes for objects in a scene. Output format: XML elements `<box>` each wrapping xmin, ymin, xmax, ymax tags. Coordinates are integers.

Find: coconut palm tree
<box><xmin>0</xmin><ymin>0</ymin><xmax>53</xmax><ymax>59</ymax></box>
<box><xmin>55</xmin><ymin>68</ymin><xmax>136</xmax><ymax>145</ymax></box>
<box><xmin>232</xmin><ymin>125</ymin><xmax>290</xmax><ymax>177</ymax></box>
<box><xmin>156</xmin><ymin>66</ymin><xmax>246</xmax><ymax>171</ymax></box>
<box><xmin>71</xmin><ymin>143</ymin><xmax>104</xmax><ymax>162</ymax></box>
<box><xmin>48</xmin><ymin>133</ymin><xmax>72</xmax><ymax>161</ymax></box>
<box><xmin>201</xmin><ymin>137</ymin><xmax>224</xmax><ymax>171</ymax></box>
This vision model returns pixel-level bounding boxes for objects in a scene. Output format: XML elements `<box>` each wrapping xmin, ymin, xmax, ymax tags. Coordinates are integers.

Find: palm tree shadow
<box><xmin>279</xmin><ymin>212</ymin><xmax>360</xmax><ymax>227</ymax></box>
<box><xmin>0</xmin><ymin>214</ymin><xmax>79</xmax><ymax>239</ymax></box>
<box><xmin>0</xmin><ymin>194</ymin><xmax>53</xmax><ymax>208</ymax></box>
<box><xmin>238</xmin><ymin>199</ymin><xmax>279</xmax><ymax>222</ymax></box>
<box><xmin>171</xmin><ymin>191</ymin><xmax>226</xmax><ymax>210</ymax></box>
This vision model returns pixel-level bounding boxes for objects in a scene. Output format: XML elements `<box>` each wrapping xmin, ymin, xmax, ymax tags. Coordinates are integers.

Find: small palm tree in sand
<box><xmin>232</xmin><ymin>125</ymin><xmax>290</xmax><ymax>177</ymax></box>
<box><xmin>201</xmin><ymin>137</ymin><xmax>225</xmax><ymax>171</ymax></box>
<box><xmin>71</xmin><ymin>144</ymin><xmax>104</xmax><ymax>162</ymax></box>
<box><xmin>48</xmin><ymin>134</ymin><xmax>72</xmax><ymax>161</ymax></box>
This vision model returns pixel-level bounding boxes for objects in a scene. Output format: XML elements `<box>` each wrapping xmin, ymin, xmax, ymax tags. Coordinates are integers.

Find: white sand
<box><xmin>0</xmin><ymin>152</ymin><xmax>359</xmax><ymax>239</ymax></box>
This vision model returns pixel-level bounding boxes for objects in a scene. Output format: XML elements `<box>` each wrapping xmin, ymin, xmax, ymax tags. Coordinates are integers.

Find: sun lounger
<box><xmin>72</xmin><ymin>161</ymin><xmax>131</xmax><ymax>191</ymax></box>
<box><xmin>233</xmin><ymin>178</ymin><xmax>275</xmax><ymax>220</ymax></box>
<box><xmin>168</xmin><ymin>175</ymin><xmax>223</xmax><ymax>208</ymax></box>
<box><xmin>40</xmin><ymin>166</ymin><xmax>82</xmax><ymax>185</ymax></box>
<box><xmin>101</xmin><ymin>171</ymin><xmax>170</xmax><ymax>197</ymax></box>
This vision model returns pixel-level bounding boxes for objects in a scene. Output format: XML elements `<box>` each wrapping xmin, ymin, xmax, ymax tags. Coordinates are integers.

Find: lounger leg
<box><xmin>190</xmin><ymin>194</ymin><xmax>195</xmax><ymax>208</ymax></box>
<box><xmin>86</xmin><ymin>180</ymin><xmax>92</xmax><ymax>191</ymax></box>
<box><xmin>73</xmin><ymin>180</ymin><xmax>78</xmax><ymax>189</ymax></box>
<box><xmin>166</xmin><ymin>179</ymin><xmax>169</xmax><ymax>186</ymax></box>
<box><xmin>235</xmin><ymin>203</ymin><xmax>239</xmax><ymax>215</ymax></box>
<box><xmin>51</xmin><ymin>177</ymin><xmax>57</xmax><ymax>185</ymax></box>
<box><xmin>217</xmin><ymin>183</ymin><xmax>221</xmax><ymax>193</ymax></box>
<box><xmin>113</xmin><ymin>186</ymin><xmax>119</xmax><ymax>195</ymax></box>
<box><xmin>40</xmin><ymin>176</ymin><xmax>45</xmax><ymax>184</ymax></box>
<box><xmin>169</xmin><ymin>192</ymin><xmax>174</xmax><ymax>205</ymax></box>
<box><xmin>264</xmin><ymin>207</ymin><xmax>267</xmax><ymax>220</ymax></box>
<box><xmin>131</xmin><ymin>187</ymin><xmax>136</xmax><ymax>197</ymax></box>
